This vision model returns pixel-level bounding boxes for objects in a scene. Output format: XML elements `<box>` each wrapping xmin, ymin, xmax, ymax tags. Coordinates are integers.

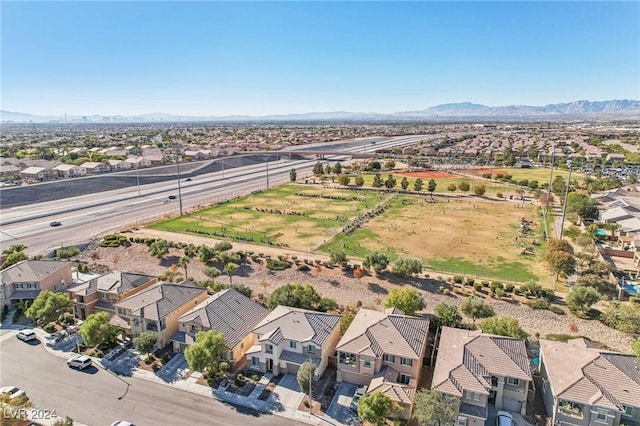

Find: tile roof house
<box><xmin>112</xmin><ymin>282</ymin><xmax>207</xmax><ymax>349</ymax></box>
<box><xmin>246</xmin><ymin>306</ymin><xmax>341</xmax><ymax>378</ymax></box>
<box><xmin>432</xmin><ymin>327</ymin><xmax>532</xmax><ymax>426</ymax></box>
<box><xmin>172</xmin><ymin>289</ymin><xmax>270</xmax><ymax>368</ymax></box>
<box><xmin>540</xmin><ymin>338</ymin><xmax>640</xmax><ymax>426</ymax></box>
<box><xmin>336</xmin><ymin>308</ymin><xmax>431</xmax><ymax>419</ymax></box>
<box><xmin>1</xmin><ymin>260</ymin><xmax>73</xmax><ymax>308</ymax></box>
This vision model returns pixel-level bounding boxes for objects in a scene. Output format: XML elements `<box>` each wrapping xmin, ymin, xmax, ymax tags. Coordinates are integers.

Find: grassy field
<box><xmin>149</xmin><ymin>184</ymin><xmax>387</xmax><ymax>251</ymax></box>
<box><xmin>351</xmin><ymin>173</ymin><xmax>514</xmax><ymax>196</ymax></box>
<box><xmin>489</xmin><ymin>167</ymin><xmax>584</xmax><ymax>182</ymax></box>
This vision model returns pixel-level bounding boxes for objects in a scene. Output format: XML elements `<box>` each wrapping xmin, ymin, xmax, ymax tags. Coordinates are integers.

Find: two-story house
<box><xmin>112</xmin><ymin>282</ymin><xmax>207</xmax><ymax>349</ymax></box>
<box><xmin>68</xmin><ymin>270</ymin><xmax>156</xmax><ymax>319</ymax></box>
<box><xmin>1</xmin><ymin>260</ymin><xmax>72</xmax><ymax>308</ymax></box>
<box><xmin>336</xmin><ymin>308</ymin><xmax>430</xmax><ymax>419</ymax></box>
<box><xmin>172</xmin><ymin>288</ymin><xmax>269</xmax><ymax>369</ymax></box>
<box><xmin>432</xmin><ymin>327</ymin><xmax>532</xmax><ymax>426</ymax></box>
<box><xmin>540</xmin><ymin>338</ymin><xmax>640</xmax><ymax>426</ymax></box>
<box><xmin>245</xmin><ymin>306</ymin><xmax>341</xmax><ymax>378</ymax></box>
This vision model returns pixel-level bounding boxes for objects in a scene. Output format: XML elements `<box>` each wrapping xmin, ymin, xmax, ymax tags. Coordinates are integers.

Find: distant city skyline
<box><xmin>2</xmin><ymin>1</ymin><xmax>638</xmax><ymax>116</ymax></box>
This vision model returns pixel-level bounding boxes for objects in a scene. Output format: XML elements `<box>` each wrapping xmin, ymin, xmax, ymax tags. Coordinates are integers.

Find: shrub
<box><xmin>630</xmin><ymin>296</ymin><xmax>640</xmax><ymax>305</ymax></box>
<box><xmin>43</xmin><ymin>323</ymin><xmax>56</xmax><ymax>333</ymax></box>
<box><xmin>526</xmin><ymin>298</ymin><xmax>550</xmax><ymax>310</ymax></box>
<box><xmin>297</xmin><ymin>264</ymin><xmax>310</xmax><ymax>271</ymax></box>
<box><xmin>497</xmin><ymin>192</ymin><xmax>503</xmax><ymax>198</ymax></box>
<box><xmin>1</xmin><ymin>305</ymin><xmax>8</xmax><ymax>322</ymax></box>
<box><xmin>473</xmin><ymin>283</ymin><xmax>483</xmax><ymax>292</ymax></box>
<box><xmin>481</xmin><ymin>281</ymin><xmax>490</xmax><ymax>288</ymax></box>
<box><xmin>266</xmin><ymin>259</ymin><xmax>290</xmax><ymax>271</ymax></box>
<box><xmin>453</xmin><ymin>276</ymin><xmax>464</xmax><ymax>284</ymax></box>
<box><xmin>549</xmin><ymin>305</ymin><xmax>565</xmax><ymax>315</ymax></box>
<box><xmin>505</xmin><ymin>284</ymin><xmax>515</xmax><ymax>293</ymax></box>
<box><xmin>514</xmin><ymin>288</ymin><xmax>523</xmax><ymax>296</ymax></box>
<box><xmin>466</xmin><ymin>278</ymin><xmax>475</xmax><ymax>286</ymax></box>
<box><xmin>494</xmin><ymin>288</ymin><xmax>505</xmax><ymax>298</ymax></box>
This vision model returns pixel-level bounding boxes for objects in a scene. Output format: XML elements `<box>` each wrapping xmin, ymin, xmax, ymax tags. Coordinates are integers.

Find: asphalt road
<box><xmin>0</xmin><ymin>135</ymin><xmax>430</xmax><ymax>255</ymax></box>
<box><xmin>0</xmin><ymin>330</ymin><xmax>297</xmax><ymax>426</ymax></box>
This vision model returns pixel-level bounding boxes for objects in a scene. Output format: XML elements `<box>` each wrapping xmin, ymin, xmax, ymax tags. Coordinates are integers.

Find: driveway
<box><xmin>325</xmin><ymin>382</ymin><xmax>360</xmax><ymax>425</ymax></box>
<box><xmin>269</xmin><ymin>374</ymin><xmax>304</xmax><ymax>416</ymax></box>
<box><xmin>100</xmin><ymin>347</ymin><xmax>140</xmax><ymax>376</ymax></box>
<box><xmin>155</xmin><ymin>353</ymin><xmax>189</xmax><ymax>383</ymax></box>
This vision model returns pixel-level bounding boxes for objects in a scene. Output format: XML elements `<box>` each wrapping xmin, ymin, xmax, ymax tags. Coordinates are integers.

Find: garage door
<box><xmin>503</xmin><ymin>399</ymin><xmax>522</xmax><ymax>412</ymax></box>
<box><xmin>286</xmin><ymin>363</ymin><xmax>300</xmax><ymax>375</ymax></box>
<box><xmin>340</xmin><ymin>371</ymin><xmax>370</xmax><ymax>386</ymax></box>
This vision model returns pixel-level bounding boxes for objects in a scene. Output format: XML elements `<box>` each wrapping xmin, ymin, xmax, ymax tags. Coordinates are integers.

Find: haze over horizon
<box><xmin>2</xmin><ymin>2</ymin><xmax>639</xmax><ymax>117</ymax></box>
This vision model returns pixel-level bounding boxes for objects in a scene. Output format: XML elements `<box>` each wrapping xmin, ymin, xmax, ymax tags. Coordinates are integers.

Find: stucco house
<box><xmin>111</xmin><ymin>282</ymin><xmax>207</xmax><ymax>349</ymax></box>
<box><xmin>336</xmin><ymin>307</ymin><xmax>431</xmax><ymax>419</ymax></box>
<box><xmin>172</xmin><ymin>288</ymin><xmax>269</xmax><ymax>368</ymax></box>
<box><xmin>1</xmin><ymin>260</ymin><xmax>73</xmax><ymax>308</ymax></box>
<box><xmin>246</xmin><ymin>306</ymin><xmax>341</xmax><ymax>378</ymax></box>
<box><xmin>539</xmin><ymin>338</ymin><xmax>640</xmax><ymax>426</ymax></box>
<box><xmin>431</xmin><ymin>327</ymin><xmax>532</xmax><ymax>426</ymax></box>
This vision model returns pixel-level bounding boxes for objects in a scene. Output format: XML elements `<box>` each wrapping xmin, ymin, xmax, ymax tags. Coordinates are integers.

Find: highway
<box><xmin>0</xmin><ymin>329</ymin><xmax>297</xmax><ymax>426</ymax></box>
<box><xmin>0</xmin><ymin>135</ymin><xmax>430</xmax><ymax>255</ymax></box>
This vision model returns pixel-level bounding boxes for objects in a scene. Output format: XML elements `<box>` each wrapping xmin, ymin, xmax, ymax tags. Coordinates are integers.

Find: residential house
<box><xmin>600</xmin><ymin>207</ymin><xmax>640</xmax><ymax>224</ymax></box>
<box><xmin>336</xmin><ymin>308</ymin><xmax>431</xmax><ymax>419</ymax></box>
<box><xmin>107</xmin><ymin>159</ymin><xmax>131</xmax><ymax>172</ymax></box>
<box><xmin>79</xmin><ymin>161</ymin><xmax>110</xmax><ymax>175</ymax></box>
<box><xmin>20</xmin><ymin>166</ymin><xmax>55</xmax><ymax>182</ymax></box>
<box><xmin>172</xmin><ymin>289</ymin><xmax>270</xmax><ymax>368</ymax></box>
<box><xmin>0</xmin><ymin>260</ymin><xmax>72</xmax><ymax>308</ymax></box>
<box><xmin>111</xmin><ymin>282</ymin><xmax>207</xmax><ymax>348</ymax></box>
<box><xmin>68</xmin><ymin>271</ymin><xmax>157</xmax><ymax>320</ymax></box>
<box><xmin>540</xmin><ymin>338</ymin><xmax>640</xmax><ymax>426</ymax></box>
<box><xmin>432</xmin><ymin>327</ymin><xmax>532</xmax><ymax>426</ymax></box>
<box><xmin>246</xmin><ymin>306</ymin><xmax>341</xmax><ymax>378</ymax></box>
<box><xmin>0</xmin><ymin>165</ymin><xmax>21</xmax><ymax>181</ymax></box>
<box><xmin>607</xmin><ymin>153</ymin><xmax>626</xmax><ymax>163</ymax></box>
<box><xmin>54</xmin><ymin>164</ymin><xmax>86</xmax><ymax>178</ymax></box>
<box><xmin>141</xmin><ymin>147</ymin><xmax>165</xmax><ymax>166</ymax></box>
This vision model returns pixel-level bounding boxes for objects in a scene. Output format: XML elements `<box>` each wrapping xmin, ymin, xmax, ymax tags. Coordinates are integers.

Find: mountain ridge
<box><xmin>2</xmin><ymin>99</ymin><xmax>639</xmax><ymax>123</ymax></box>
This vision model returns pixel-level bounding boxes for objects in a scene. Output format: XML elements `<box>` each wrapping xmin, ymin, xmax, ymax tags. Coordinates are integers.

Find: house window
<box><xmin>595</xmin><ymin>409</ymin><xmax>609</xmax><ymax>423</ymax></box>
<box><xmin>252</xmin><ymin>357</ymin><xmax>259</xmax><ymax>366</ymax></box>
<box><xmin>27</xmin><ymin>283</ymin><xmax>37</xmax><ymax>289</ymax></box>
<box><xmin>190</xmin><ymin>324</ymin><xmax>197</xmax><ymax>333</ymax></box>
<box><xmin>363</xmin><ymin>359</ymin><xmax>371</xmax><ymax>368</ymax></box>
<box><xmin>399</xmin><ymin>374</ymin><xmax>411</xmax><ymax>385</ymax></box>
<box><xmin>118</xmin><ymin>308</ymin><xmax>125</xmax><ymax>315</ymax></box>
<box><xmin>457</xmin><ymin>416</ymin><xmax>467</xmax><ymax>426</ymax></box>
<box><xmin>339</xmin><ymin>352</ymin><xmax>356</xmax><ymax>365</ymax></box>
<box><xmin>464</xmin><ymin>390</ymin><xmax>480</xmax><ymax>401</ymax></box>
<box><xmin>383</xmin><ymin>354</ymin><xmax>395</xmax><ymax>363</ymax></box>
<box><xmin>307</xmin><ymin>345</ymin><xmax>316</xmax><ymax>354</ymax></box>
<box><xmin>623</xmin><ymin>406</ymin><xmax>633</xmax><ymax>417</ymax></box>
<box><xmin>265</xmin><ymin>344</ymin><xmax>273</xmax><ymax>354</ymax></box>
<box><xmin>400</xmin><ymin>357</ymin><xmax>413</xmax><ymax>366</ymax></box>
<box><xmin>133</xmin><ymin>318</ymin><xmax>140</xmax><ymax>327</ymax></box>
<box><xmin>100</xmin><ymin>293</ymin><xmax>108</xmax><ymax>300</ymax></box>
<box><xmin>507</xmin><ymin>377</ymin><xmax>520</xmax><ymax>386</ymax></box>
<box><xmin>289</xmin><ymin>341</ymin><xmax>297</xmax><ymax>349</ymax></box>
<box><xmin>491</xmin><ymin>376</ymin><xmax>499</xmax><ymax>386</ymax></box>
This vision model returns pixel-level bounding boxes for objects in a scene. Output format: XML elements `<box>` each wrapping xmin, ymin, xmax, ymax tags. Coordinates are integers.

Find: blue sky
<box><xmin>1</xmin><ymin>1</ymin><xmax>639</xmax><ymax>116</ymax></box>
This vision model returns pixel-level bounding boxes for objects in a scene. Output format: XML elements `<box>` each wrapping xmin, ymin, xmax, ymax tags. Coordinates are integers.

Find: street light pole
<box><xmin>266</xmin><ymin>156</ymin><xmax>270</xmax><ymax>189</ymax></box>
<box><xmin>308</xmin><ymin>357</ymin><xmax>313</xmax><ymax>415</ymax></box>
<box><xmin>135</xmin><ymin>155</ymin><xmax>141</xmax><ymax>197</ymax></box>
<box><xmin>559</xmin><ymin>159</ymin><xmax>574</xmax><ymax>239</ymax></box>
<box><xmin>176</xmin><ymin>151</ymin><xmax>184</xmax><ymax>216</ymax></box>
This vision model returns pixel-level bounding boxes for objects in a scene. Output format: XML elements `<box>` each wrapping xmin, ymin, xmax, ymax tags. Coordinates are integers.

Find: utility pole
<box><xmin>266</xmin><ymin>156</ymin><xmax>270</xmax><ymax>189</ymax></box>
<box><xmin>135</xmin><ymin>155</ymin><xmax>141</xmax><ymax>197</ymax></box>
<box><xmin>176</xmin><ymin>151</ymin><xmax>184</xmax><ymax>216</ymax></box>
<box><xmin>308</xmin><ymin>357</ymin><xmax>313</xmax><ymax>414</ymax></box>
<box><xmin>559</xmin><ymin>158</ymin><xmax>574</xmax><ymax>239</ymax></box>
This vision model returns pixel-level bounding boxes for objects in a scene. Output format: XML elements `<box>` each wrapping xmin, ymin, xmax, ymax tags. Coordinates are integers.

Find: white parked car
<box><xmin>351</xmin><ymin>385</ymin><xmax>368</xmax><ymax>410</ymax></box>
<box><xmin>111</xmin><ymin>421</ymin><xmax>136</xmax><ymax>426</ymax></box>
<box><xmin>0</xmin><ymin>386</ymin><xmax>26</xmax><ymax>399</ymax></box>
<box><xmin>17</xmin><ymin>329</ymin><xmax>37</xmax><ymax>342</ymax></box>
<box><xmin>67</xmin><ymin>355</ymin><xmax>92</xmax><ymax>370</ymax></box>
<box><xmin>496</xmin><ymin>411</ymin><xmax>514</xmax><ymax>426</ymax></box>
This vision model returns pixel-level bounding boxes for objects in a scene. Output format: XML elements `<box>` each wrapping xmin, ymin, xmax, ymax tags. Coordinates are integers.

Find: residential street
<box><xmin>0</xmin><ymin>329</ymin><xmax>297</xmax><ymax>426</ymax></box>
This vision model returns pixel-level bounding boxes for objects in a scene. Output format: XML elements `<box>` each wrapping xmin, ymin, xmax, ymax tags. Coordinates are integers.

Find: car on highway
<box><xmin>17</xmin><ymin>329</ymin><xmax>37</xmax><ymax>342</ymax></box>
<box><xmin>49</xmin><ymin>221</ymin><xmax>62</xmax><ymax>227</ymax></box>
<box><xmin>167</xmin><ymin>195</ymin><xmax>177</xmax><ymax>200</ymax></box>
<box><xmin>185</xmin><ymin>177</ymin><xmax>192</xmax><ymax>181</ymax></box>
<box><xmin>67</xmin><ymin>355</ymin><xmax>92</xmax><ymax>370</ymax></box>
<box><xmin>496</xmin><ymin>411</ymin><xmax>514</xmax><ymax>426</ymax></box>
<box><xmin>0</xmin><ymin>386</ymin><xmax>26</xmax><ymax>400</ymax></box>
<box><xmin>111</xmin><ymin>421</ymin><xmax>135</xmax><ymax>426</ymax></box>
<box><xmin>350</xmin><ymin>384</ymin><xmax>368</xmax><ymax>410</ymax></box>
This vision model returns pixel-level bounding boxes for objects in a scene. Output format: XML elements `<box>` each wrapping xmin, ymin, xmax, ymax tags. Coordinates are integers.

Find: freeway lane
<box><xmin>0</xmin><ymin>330</ymin><xmax>297</xmax><ymax>426</ymax></box>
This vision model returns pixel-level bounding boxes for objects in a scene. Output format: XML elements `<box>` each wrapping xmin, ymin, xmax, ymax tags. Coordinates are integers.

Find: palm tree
<box><xmin>2</xmin><ymin>244</ymin><xmax>26</xmax><ymax>255</ymax></box>
<box><xmin>178</xmin><ymin>256</ymin><xmax>190</xmax><ymax>280</ymax></box>
<box><xmin>224</xmin><ymin>263</ymin><xmax>238</xmax><ymax>285</ymax></box>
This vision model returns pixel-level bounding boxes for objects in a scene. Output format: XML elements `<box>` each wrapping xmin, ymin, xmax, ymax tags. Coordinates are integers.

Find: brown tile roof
<box><xmin>336</xmin><ymin>308</ymin><xmax>430</xmax><ymax>359</ymax></box>
<box><xmin>115</xmin><ymin>282</ymin><xmax>206</xmax><ymax>321</ymax></box>
<box><xmin>252</xmin><ymin>306</ymin><xmax>340</xmax><ymax>346</ymax></box>
<box><xmin>368</xmin><ymin>366</ymin><xmax>416</xmax><ymax>405</ymax></box>
<box><xmin>432</xmin><ymin>327</ymin><xmax>531</xmax><ymax>398</ymax></box>
<box><xmin>540</xmin><ymin>339</ymin><xmax>640</xmax><ymax>410</ymax></box>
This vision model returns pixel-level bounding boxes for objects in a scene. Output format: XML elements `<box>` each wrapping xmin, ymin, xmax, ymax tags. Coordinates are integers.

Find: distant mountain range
<box><xmin>2</xmin><ymin>99</ymin><xmax>639</xmax><ymax>123</ymax></box>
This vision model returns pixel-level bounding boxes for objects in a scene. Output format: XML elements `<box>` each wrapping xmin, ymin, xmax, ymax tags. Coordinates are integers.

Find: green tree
<box><xmin>480</xmin><ymin>316</ymin><xmax>527</xmax><ymax>339</ymax></box>
<box><xmin>547</xmin><ymin>238</ymin><xmax>574</xmax><ymax>255</ymax></box>
<box><xmin>384</xmin><ymin>159</ymin><xmax>396</xmax><ymax>170</ymax></box>
<box><xmin>372</xmin><ymin>174</ymin><xmax>384</xmax><ymax>188</ymax></box>
<box><xmin>363</xmin><ymin>252</ymin><xmax>390</xmax><ymax>273</ymax></box>
<box><xmin>566</xmin><ymin>193</ymin><xmax>599</xmax><ymax>220</ymax></box>
<box><xmin>474</xmin><ymin>183</ymin><xmax>486</xmax><ymax>196</ymax></box>
<box><xmin>461</xmin><ymin>296</ymin><xmax>495</xmax><ymax>324</ymax></box>
<box><xmin>266</xmin><ymin>283</ymin><xmax>336</xmax><ymax>312</ymax></box>
<box><xmin>384</xmin><ymin>174</ymin><xmax>397</xmax><ymax>189</ymax></box>
<box><xmin>358</xmin><ymin>392</ymin><xmax>393</xmax><ymax>426</ymax></box>
<box><xmin>340</xmin><ymin>310</ymin><xmax>356</xmax><ymax>335</ymax></box>
<box><xmin>2</xmin><ymin>243</ymin><xmax>28</xmax><ymax>267</ymax></box>
<box><xmin>203</xmin><ymin>266</ymin><xmax>221</xmax><ymax>283</ymax></box>
<box><xmin>632</xmin><ymin>337</ymin><xmax>640</xmax><ymax>359</ymax></box>
<box><xmin>297</xmin><ymin>360</ymin><xmax>316</xmax><ymax>397</ymax></box>
<box><xmin>384</xmin><ymin>288</ymin><xmax>425</xmax><ymax>316</ymax></box>
<box><xmin>447</xmin><ymin>183</ymin><xmax>457</xmax><ymax>192</ymax></box>
<box><xmin>412</xmin><ymin>389</ymin><xmax>457</xmax><ymax>426</ymax></box>
<box><xmin>354</xmin><ymin>176</ymin><xmax>365</xmax><ymax>187</ymax></box>
<box><xmin>433</xmin><ymin>302</ymin><xmax>462</xmax><ymax>327</ymax></box>
<box><xmin>329</xmin><ymin>250</ymin><xmax>348</xmax><ymax>267</ymax></box>
<box><xmin>333</xmin><ymin>162</ymin><xmax>342</xmax><ymax>175</ymax></box>
<box><xmin>149</xmin><ymin>239</ymin><xmax>170</xmax><ymax>259</ymax></box>
<box><xmin>575</xmin><ymin>274</ymin><xmax>610</xmax><ymax>294</ymax></box>
<box><xmin>338</xmin><ymin>174</ymin><xmax>350</xmax><ymax>186</ymax></box>
<box><xmin>25</xmin><ymin>290</ymin><xmax>72</xmax><ymax>326</ymax></box>
<box><xmin>133</xmin><ymin>332</ymin><xmax>158</xmax><ymax>357</ymax></box>
<box><xmin>427</xmin><ymin>179</ymin><xmax>437</xmax><ymax>197</ymax></box>
<box><xmin>178</xmin><ymin>255</ymin><xmax>190</xmax><ymax>280</ymax></box>
<box><xmin>601</xmin><ymin>302</ymin><xmax>640</xmax><ymax>334</ymax></box>
<box><xmin>458</xmin><ymin>181</ymin><xmax>471</xmax><ymax>192</ymax></box>
<box><xmin>223</xmin><ymin>262</ymin><xmax>238</xmax><ymax>285</ymax></box>
<box><xmin>184</xmin><ymin>330</ymin><xmax>226</xmax><ymax>375</ymax></box>
<box><xmin>401</xmin><ymin>177</ymin><xmax>409</xmax><ymax>190</ymax></box>
<box><xmin>2</xmin><ymin>243</ymin><xmax>26</xmax><ymax>255</ymax></box>
<box><xmin>289</xmin><ymin>168</ymin><xmax>297</xmax><ymax>182</ymax></box>
<box><xmin>414</xmin><ymin>178</ymin><xmax>424</xmax><ymax>191</ymax></box>
<box><xmin>545</xmin><ymin>250</ymin><xmax>576</xmax><ymax>279</ymax></box>
<box><xmin>551</xmin><ymin>175</ymin><xmax>567</xmax><ymax>198</ymax></box>
<box><xmin>566</xmin><ymin>286</ymin><xmax>601</xmax><ymax>315</ymax></box>
<box><xmin>80</xmin><ymin>312</ymin><xmax>118</xmax><ymax>347</ymax></box>
<box><xmin>52</xmin><ymin>417</ymin><xmax>74</xmax><ymax>426</ymax></box>
<box><xmin>392</xmin><ymin>258</ymin><xmax>422</xmax><ymax>278</ymax></box>
<box><xmin>313</xmin><ymin>161</ymin><xmax>324</xmax><ymax>177</ymax></box>
<box><xmin>198</xmin><ymin>245</ymin><xmax>217</xmax><ymax>263</ymax></box>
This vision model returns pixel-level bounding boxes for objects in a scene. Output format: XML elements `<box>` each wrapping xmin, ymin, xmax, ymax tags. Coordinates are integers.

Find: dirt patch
<box><xmin>397</xmin><ymin>171</ymin><xmax>456</xmax><ymax>178</ymax></box>
<box><xmin>298</xmin><ymin>395</ymin><xmax>324</xmax><ymax>416</ymax></box>
<box><xmin>465</xmin><ymin>168</ymin><xmax>509</xmax><ymax>177</ymax></box>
